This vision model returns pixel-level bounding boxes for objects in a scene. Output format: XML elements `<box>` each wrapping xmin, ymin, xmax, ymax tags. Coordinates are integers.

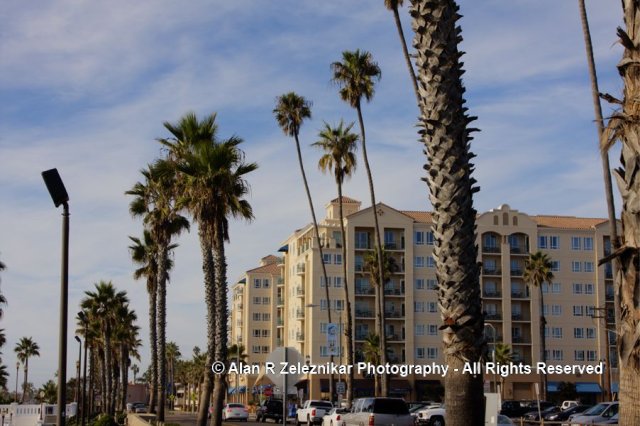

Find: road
<box><xmin>165</xmin><ymin>411</ymin><xmax>296</xmax><ymax>426</ymax></box>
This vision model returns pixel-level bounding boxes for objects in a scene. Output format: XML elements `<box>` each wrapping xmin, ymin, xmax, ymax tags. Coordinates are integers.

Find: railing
<box><xmin>483</xmin><ymin>291</ymin><xmax>501</xmax><ymax>298</ymax></box>
<box><xmin>355</xmin><ymin>310</ymin><xmax>374</xmax><ymax>318</ymax></box>
<box><xmin>384</xmin><ymin>311</ymin><xmax>404</xmax><ymax>318</ymax></box>
<box><xmin>276</xmin><ymin>277</ymin><xmax>284</xmax><ymax>285</ymax></box>
<box><xmin>384</xmin><ymin>241</ymin><xmax>405</xmax><ymax>250</ymax></box>
<box><xmin>485</xmin><ymin>313</ymin><xmax>502</xmax><ymax>320</ymax></box>
<box><xmin>277</xmin><ymin>297</ymin><xmax>284</xmax><ymax>305</ymax></box>
<box><xmin>510</xmin><ymin>269</ymin><xmax>523</xmax><ymax>276</ymax></box>
<box><xmin>296</xmin><ymin>263</ymin><xmax>305</xmax><ymax>274</ymax></box>
<box><xmin>482</xmin><ymin>246</ymin><xmax>500</xmax><ymax>253</ymax></box>
<box><xmin>511</xmin><ymin>290</ymin><xmax>529</xmax><ymax>298</ymax></box>
<box><xmin>511</xmin><ymin>313</ymin><xmax>523</xmax><ymax>321</ymax></box>
<box><xmin>483</xmin><ymin>268</ymin><xmax>501</xmax><ymax>276</ymax></box>
<box><xmin>605</xmin><ymin>293</ymin><xmax>614</xmax><ymax>301</ymax></box>
<box><xmin>510</xmin><ymin>246</ymin><xmax>528</xmax><ymax>254</ymax></box>
<box><xmin>277</xmin><ymin>318</ymin><xmax>284</xmax><ymax>326</ymax></box>
<box><xmin>296</xmin><ymin>286</ymin><xmax>305</xmax><ymax>296</ymax></box>
<box><xmin>295</xmin><ymin>332</ymin><xmax>304</xmax><ymax>341</ymax></box>
<box><xmin>355</xmin><ymin>286</ymin><xmax>375</xmax><ymax>295</ymax></box>
<box><xmin>383</xmin><ymin>288</ymin><xmax>404</xmax><ymax>296</ymax></box>
<box><xmin>296</xmin><ymin>309</ymin><xmax>305</xmax><ymax>318</ymax></box>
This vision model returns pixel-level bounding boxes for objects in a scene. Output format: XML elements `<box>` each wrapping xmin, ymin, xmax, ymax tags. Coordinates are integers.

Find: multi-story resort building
<box><xmin>229</xmin><ymin>197</ymin><xmax>617</xmax><ymax>404</ymax></box>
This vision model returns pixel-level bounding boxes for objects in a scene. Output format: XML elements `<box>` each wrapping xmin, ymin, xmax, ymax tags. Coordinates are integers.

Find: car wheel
<box><xmin>430</xmin><ymin>417</ymin><xmax>445</xmax><ymax>426</ymax></box>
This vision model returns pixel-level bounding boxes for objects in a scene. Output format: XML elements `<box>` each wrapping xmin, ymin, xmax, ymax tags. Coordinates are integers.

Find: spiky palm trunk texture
<box><xmin>21</xmin><ymin>360</ymin><xmax>28</xmax><ymax>403</ymax></box>
<box><xmin>196</xmin><ymin>229</ymin><xmax>215</xmax><ymax>426</ymax></box>
<box><xmin>410</xmin><ymin>1</ymin><xmax>485</xmax><ymax>423</ymax></box>
<box><xmin>120</xmin><ymin>344</ymin><xmax>129</xmax><ymax>414</ymax></box>
<box><xmin>148</xmin><ymin>281</ymin><xmax>158</xmax><ymax>414</ymax></box>
<box><xmin>355</xmin><ymin>104</ymin><xmax>389</xmax><ymax>397</ymax></box>
<box><xmin>337</xmin><ymin>185</ymin><xmax>355</xmax><ymax>406</ymax></box>
<box><xmin>211</xmin><ymin>220</ymin><xmax>229</xmax><ymax>426</ymax></box>
<box><xmin>538</xmin><ymin>286</ymin><xmax>547</xmax><ymax>401</ymax></box>
<box><xmin>294</xmin><ymin>131</ymin><xmax>335</xmax><ymax>401</ymax></box>
<box><xmin>157</xmin><ymin>242</ymin><xmax>168</xmax><ymax>422</ymax></box>
<box><xmin>104</xmin><ymin>325</ymin><xmax>113</xmax><ymax>416</ymax></box>
<box><xmin>606</xmin><ymin>1</ymin><xmax>640</xmax><ymax>422</ymax></box>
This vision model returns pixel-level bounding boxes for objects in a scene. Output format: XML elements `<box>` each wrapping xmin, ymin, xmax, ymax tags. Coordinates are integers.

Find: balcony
<box><xmin>277</xmin><ymin>318</ymin><xmax>284</xmax><ymax>326</ymax></box>
<box><xmin>295</xmin><ymin>286</ymin><xmax>305</xmax><ymax>296</ymax></box>
<box><xmin>296</xmin><ymin>309</ymin><xmax>305</xmax><ymax>319</ymax></box>
<box><xmin>383</xmin><ymin>287</ymin><xmax>404</xmax><ymax>296</ymax></box>
<box><xmin>295</xmin><ymin>332</ymin><xmax>304</xmax><ymax>341</ymax></box>
<box><xmin>512</xmin><ymin>336</ymin><xmax>531</xmax><ymax>344</ymax></box>
<box><xmin>511</xmin><ymin>290</ymin><xmax>529</xmax><ymax>299</ymax></box>
<box><xmin>482</xmin><ymin>246</ymin><xmax>500</xmax><ymax>254</ymax></box>
<box><xmin>485</xmin><ymin>313</ymin><xmax>502</xmax><ymax>321</ymax></box>
<box><xmin>296</xmin><ymin>263</ymin><xmax>305</xmax><ymax>274</ymax></box>
<box><xmin>277</xmin><ymin>297</ymin><xmax>285</xmax><ymax>306</ymax></box>
<box><xmin>510</xmin><ymin>269</ymin><xmax>523</xmax><ymax>277</ymax></box>
<box><xmin>384</xmin><ymin>311</ymin><xmax>404</xmax><ymax>319</ymax></box>
<box><xmin>606</xmin><ymin>293</ymin><xmax>614</xmax><ymax>302</ymax></box>
<box><xmin>483</xmin><ymin>290</ymin><xmax>501</xmax><ymax>298</ymax></box>
<box><xmin>355</xmin><ymin>309</ymin><xmax>374</xmax><ymax>318</ymax></box>
<box><xmin>355</xmin><ymin>286</ymin><xmax>375</xmax><ymax>295</ymax></box>
<box><xmin>384</xmin><ymin>241</ymin><xmax>405</xmax><ymax>251</ymax></box>
<box><xmin>237</xmin><ymin>303</ymin><xmax>243</xmax><ymax>309</ymax></box>
<box><xmin>355</xmin><ymin>332</ymin><xmax>369</xmax><ymax>340</ymax></box>
<box><xmin>276</xmin><ymin>338</ymin><xmax>283</xmax><ymax>347</ymax></box>
<box><xmin>483</xmin><ymin>269</ymin><xmax>501</xmax><ymax>276</ymax></box>
<box><xmin>387</xmin><ymin>334</ymin><xmax>403</xmax><ymax>342</ymax></box>
<box><xmin>277</xmin><ymin>277</ymin><xmax>284</xmax><ymax>285</ymax></box>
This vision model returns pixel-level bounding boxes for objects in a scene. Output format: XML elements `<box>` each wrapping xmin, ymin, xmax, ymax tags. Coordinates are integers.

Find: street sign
<box><xmin>336</xmin><ymin>381</ymin><xmax>346</xmax><ymax>395</ymax></box>
<box><xmin>327</xmin><ymin>323</ymin><xmax>339</xmax><ymax>356</ymax></box>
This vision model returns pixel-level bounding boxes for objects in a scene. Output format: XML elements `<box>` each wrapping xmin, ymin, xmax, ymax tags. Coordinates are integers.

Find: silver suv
<box><xmin>342</xmin><ymin>397</ymin><xmax>414</xmax><ymax>426</ymax></box>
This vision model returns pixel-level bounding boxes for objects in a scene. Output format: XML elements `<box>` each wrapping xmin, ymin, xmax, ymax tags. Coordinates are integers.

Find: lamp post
<box><xmin>15</xmin><ymin>361</ymin><xmax>20</xmax><ymax>403</ymax></box>
<box><xmin>41</xmin><ymin>168</ymin><xmax>70</xmax><ymax>426</ymax></box>
<box><xmin>78</xmin><ymin>312</ymin><xmax>88</xmax><ymax>426</ymax></box>
<box><xmin>74</xmin><ymin>336</ymin><xmax>82</xmax><ymax>410</ymax></box>
<box><xmin>484</xmin><ymin>323</ymin><xmax>497</xmax><ymax>393</ymax></box>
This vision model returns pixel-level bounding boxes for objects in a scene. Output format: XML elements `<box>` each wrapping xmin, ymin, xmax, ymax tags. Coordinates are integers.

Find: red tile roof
<box><xmin>531</xmin><ymin>215</ymin><xmax>608</xmax><ymax>230</ymax></box>
<box><xmin>330</xmin><ymin>196</ymin><xmax>361</xmax><ymax>204</ymax></box>
<box><xmin>247</xmin><ymin>262</ymin><xmax>282</xmax><ymax>275</ymax></box>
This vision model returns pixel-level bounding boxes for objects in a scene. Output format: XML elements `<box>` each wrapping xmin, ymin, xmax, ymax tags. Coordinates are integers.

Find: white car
<box><xmin>221</xmin><ymin>403</ymin><xmax>249</xmax><ymax>421</ymax></box>
<box><xmin>567</xmin><ymin>402</ymin><xmax>618</xmax><ymax>425</ymax></box>
<box><xmin>416</xmin><ymin>405</ymin><xmax>445</xmax><ymax>426</ymax></box>
<box><xmin>322</xmin><ymin>407</ymin><xmax>349</xmax><ymax>426</ymax></box>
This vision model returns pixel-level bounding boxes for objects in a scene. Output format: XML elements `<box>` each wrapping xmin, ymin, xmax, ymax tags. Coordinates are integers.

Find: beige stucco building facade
<box><xmin>230</xmin><ymin>197</ymin><xmax>617</xmax><ymax>404</ymax></box>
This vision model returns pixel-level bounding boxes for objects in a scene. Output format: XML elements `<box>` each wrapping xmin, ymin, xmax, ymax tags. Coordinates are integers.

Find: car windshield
<box><xmin>311</xmin><ymin>402</ymin><xmax>333</xmax><ymax>408</ymax></box>
<box><xmin>228</xmin><ymin>404</ymin><xmax>244</xmax><ymax>408</ymax></box>
<box><xmin>582</xmin><ymin>403</ymin><xmax>608</xmax><ymax>415</ymax></box>
<box><xmin>373</xmin><ymin>399</ymin><xmax>409</xmax><ymax>415</ymax></box>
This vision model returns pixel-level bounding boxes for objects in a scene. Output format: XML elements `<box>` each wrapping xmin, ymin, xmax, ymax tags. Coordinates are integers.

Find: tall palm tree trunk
<box><xmin>196</xmin><ymin>229</ymin><xmax>215</xmax><ymax>426</ymax></box>
<box><xmin>410</xmin><ymin>1</ymin><xmax>485</xmax><ymax>424</ymax></box>
<box><xmin>148</xmin><ymin>279</ymin><xmax>158</xmax><ymax>414</ymax></box>
<box><xmin>391</xmin><ymin>4</ymin><xmax>420</xmax><ymax>105</ymax></box>
<box><xmin>104</xmin><ymin>327</ymin><xmax>113</xmax><ymax>416</ymax></box>
<box><xmin>120</xmin><ymin>344</ymin><xmax>129</xmax><ymax>414</ymax></box>
<box><xmin>355</xmin><ymin>103</ymin><xmax>389</xmax><ymax>397</ymax></box>
<box><xmin>538</xmin><ymin>286</ymin><xmax>547</xmax><ymax>401</ymax></box>
<box><xmin>293</xmin><ymin>132</ymin><xmax>335</xmax><ymax>401</ymax></box>
<box><xmin>21</xmin><ymin>360</ymin><xmax>28</xmax><ymax>403</ymax></box>
<box><xmin>211</xmin><ymin>220</ymin><xmax>229</xmax><ymax>426</ymax></box>
<box><xmin>374</xmin><ymin>287</ymin><xmax>383</xmax><ymax>396</ymax></box>
<box><xmin>337</xmin><ymin>184</ymin><xmax>355</xmax><ymax>407</ymax></box>
<box><xmin>157</xmin><ymin>243</ymin><xmax>169</xmax><ymax>422</ymax></box>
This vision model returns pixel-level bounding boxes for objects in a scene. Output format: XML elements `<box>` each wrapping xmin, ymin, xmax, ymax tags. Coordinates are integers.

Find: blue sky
<box><xmin>0</xmin><ymin>1</ymin><xmax>625</xmax><ymax>387</ymax></box>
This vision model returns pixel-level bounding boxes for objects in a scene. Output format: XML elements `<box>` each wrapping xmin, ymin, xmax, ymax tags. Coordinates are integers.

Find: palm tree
<box><xmin>409</xmin><ymin>1</ymin><xmax>485</xmax><ymax>423</ymax></box>
<box><xmin>14</xmin><ymin>337</ymin><xmax>40</xmax><ymax>403</ymax></box>
<box><xmin>166</xmin><ymin>342</ymin><xmax>181</xmax><ymax>410</ymax></box>
<box><xmin>0</xmin><ymin>255</ymin><xmax>7</xmax><ymax>319</ymax></box>
<box><xmin>114</xmin><ymin>304</ymin><xmax>139</xmax><ymax>413</ymax></box>
<box><xmin>363</xmin><ymin>248</ymin><xmax>398</xmax><ymax>396</ymax></box>
<box><xmin>494</xmin><ymin>344</ymin><xmax>513</xmax><ymax>400</ymax></box>
<box><xmin>160</xmin><ymin>112</ymin><xmax>257</xmax><ymax>426</ymax></box>
<box><xmin>273</xmin><ymin>92</ymin><xmax>336</xmax><ymax>400</ymax></box>
<box><xmin>383</xmin><ymin>0</ymin><xmax>420</xmax><ymax>104</ymax></box>
<box><xmin>128</xmin><ymin>230</ymin><xmax>161</xmax><ymax>413</ymax></box>
<box><xmin>313</xmin><ymin>120</ymin><xmax>358</xmax><ymax>406</ymax></box>
<box><xmin>131</xmin><ymin>365</ymin><xmax>139</xmax><ymax>383</ymax></box>
<box><xmin>81</xmin><ymin>281</ymin><xmax>129</xmax><ymax>416</ymax></box>
<box><xmin>523</xmin><ymin>251</ymin><xmax>553</xmax><ymax>402</ymax></box>
<box><xmin>362</xmin><ymin>333</ymin><xmax>381</xmax><ymax>396</ymax></box>
<box><xmin>331</xmin><ymin>49</ymin><xmax>390</xmax><ymax>397</ymax></box>
<box><xmin>127</xmin><ymin>162</ymin><xmax>189</xmax><ymax>422</ymax></box>
<box><xmin>601</xmin><ymin>3</ymin><xmax>640</xmax><ymax>414</ymax></box>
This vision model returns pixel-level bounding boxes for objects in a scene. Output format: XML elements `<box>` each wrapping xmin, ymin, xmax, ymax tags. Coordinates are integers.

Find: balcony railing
<box><xmin>296</xmin><ymin>309</ymin><xmax>305</xmax><ymax>318</ymax></box>
<box><xmin>277</xmin><ymin>297</ymin><xmax>285</xmax><ymax>305</ymax></box>
<box><xmin>355</xmin><ymin>333</ymin><xmax>369</xmax><ymax>340</ymax></box>
<box><xmin>483</xmin><ymin>269</ymin><xmax>501</xmax><ymax>276</ymax></box>
<box><xmin>277</xmin><ymin>318</ymin><xmax>284</xmax><ymax>326</ymax></box>
<box><xmin>511</xmin><ymin>290</ymin><xmax>529</xmax><ymax>299</ymax></box>
<box><xmin>295</xmin><ymin>286</ymin><xmax>305</xmax><ymax>296</ymax></box>
<box><xmin>296</xmin><ymin>263</ymin><xmax>305</xmax><ymax>274</ymax></box>
<box><xmin>355</xmin><ymin>310</ymin><xmax>374</xmax><ymax>318</ymax></box>
<box><xmin>485</xmin><ymin>313</ymin><xmax>502</xmax><ymax>320</ymax></box>
<box><xmin>605</xmin><ymin>293</ymin><xmax>614</xmax><ymax>301</ymax></box>
<box><xmin>512</xmin><ymin>336</ymin><xmax>531</xmax><ymax>344</ymax></box>
<box><xmin>384</xmin><ymin>311</ymin><xmax>404</xmax><ymax>318</ymax></box>
<box><xmin>383</xmin><ymin>288</ymin><xmax>404</xmax><ymax>296</ymax></box>
<box><xmin>510</xmin><ymin>269</ymin><xmax>523</xmax><ymax>277</ymax></box>
<box><xmin>384</xmin><ymin>241</ymin><xmax>405</xmax><ymax>250</ymax></box>
<box><xmin>483</xmin><ymin>290</ymin><xmax>501</xmax><ymax>298</ymax></box>
<box><xmin>355</xmin><ymin>286</ymin><xmax>375</xmax><ymax>295</ymax></box>
<box><xmin>295</xmin><ymin>332</ymin><xmax>304</xmax><ymax>341</ymax></box>
<box><xmin>482</xmin><ymin>246</ymin><xmax>500</xmax><ymax>254</ymax></box>
<box><xmin>277</xmin><ymin>277</ymin><xmax>284</xmax><ymax>285</ymax></box>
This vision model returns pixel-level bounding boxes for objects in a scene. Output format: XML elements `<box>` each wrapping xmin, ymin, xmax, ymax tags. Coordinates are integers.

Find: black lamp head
<box><xmin>41</xmin><ymin>168</ymin><xmax>69</xmax><ymax>207</ymax></box>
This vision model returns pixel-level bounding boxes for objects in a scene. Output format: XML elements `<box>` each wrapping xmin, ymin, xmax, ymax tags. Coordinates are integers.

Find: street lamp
<box><xmin>484</xmin><ymin>323</ymin><xmax>497</xmax><ymax>393</ymax></box>
<box><xmin>74</xmin><ymin>336</ymin><xmax>82</xmax><ymax>408</ymax></box>
<box><xmin>15</xmin><ymin>361</ymin><xmax>20</xmax><ymax>403</ymax></box>
<box><xmin>41</xmin><ymin>168</ymin><xmax>70</xmax><ymax>426</ymax></box>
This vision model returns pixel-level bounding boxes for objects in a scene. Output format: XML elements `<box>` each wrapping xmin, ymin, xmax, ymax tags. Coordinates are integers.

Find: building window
<box><xmin>552</xmin><ymin>282</ymin><xmax>561</xmax><ymax>293</ymax></box>
<box><xmin>262</xmin><ymin>297</ymin><xmax>270</xmax><ymax>304</ymax></box>
<box><xmin>428</xmin><ymin>324</ymin><xmax>438</xmax><ymax>335</ymax></box>
<box><xmin>320</xmin><ymin>346</ymin><xmax>329</xmax><ymax>357</ymax></box>
<box><xmin>550</xmin><ymin>236</ymin><xmax>560</xmax><ymax>249</ymax></box>
<box><xmin>254</xmin><ymin>297</ymin><xmax>262</xmax><ymax>304</ymax></box>
<box><xmin>252</xmin><ymin>345</ymin><xmax>261</xmax><ymax>354</ymax></box>
<box><xmin>320</xmin><ymin>323</ymin><xmax>327</xmax><ymax>334</ymax></box>
<box><xmin>584</xmin><ymin>283</ymin><xmax>594</xmax><ymax>294</ymax></box>
<box><xmin>334</xmin><ymin>254</ymin><xmax>342</xmax><ymax>265</ymax></box>
<box><xmin>542</xmin><ymin>283</ymin><xmax>549</xmax><ymax>294</ymax></box>
<box><xmin>262</xmin><ymin>313</ymin><xmax>270</xmax><ymax>321</ymax></box>
<box><xmin>320</xmin><ymin>276</ymin><xmax>330</xmax><ymax>288</ymax></box>
<box><xmin>426</xmin><ymin>279</ymin><xmax>438</xmax><ymax>290</ymax></box>
<box><xmin>334</xmin><ymin>277</ymin><xmax>343</xmax><ymax>288</ymax></box>
<box><xmin>575</xmin><ymin>350</ymin><xmax>585</xmax><ymax>361</ymax></box>
<box><xmin>253</xmin><ymin>329</ymin><xmax>261</xmax><ymax>338</ymax></box>
<box><xmin>483</xmin><ymin>259</ymin><xmax>497</xmax><ymax>274</ymax></box>
<box><xmin>334</xmin><ymin>300</ymin><xmax>344</xmax><ymax>311</ymax></box>
<box><xmin>426</xmin><ymin>231</ymin><xmax>435</xmax><ymax>245</ymax></box>
<box><xmin>427</xmin><ymin>302</ymin><xmax>438</xmax><ymax>313</ymax></box>
<box><xmin>584</xmin><ymin>262</ymin><xmax>594</xmax><ymax>273</ymax></box>
<box><xmin>573</xmin><ymin>306</ymin><xmax>584</xmax><ymax>316</ymax></box>
<box><xmin>320</xmin><ymin>300</ymin><xmax>328</xmax><ymax>310</ymax></box>
<box><xmin>552</xmin><ymin>350</ymin><xmax>563</xmax><ymax>361</ymax></box>
<box><xmin>415</xmin><ymin>256</ymin><xmax>425</xmax><ymax>268</ymax></box>
<box><xmin>427</xmin><ymin>348</ymin><xmax>438</xmax><ymax>359</ymax></box>
<box><xmin>572</xmin><ymin>283</ymin><xmax>583</xmax><ymax>294</ymax></box>
<box><xmin>426</xmin><ymin>256</ymin><xmax>436</xmax><ymax>268</ymax></box>
<box><xmin>538</xmin><ymin>236</ymin><xmax>548</xmax><ymax>249</ymax></box>
<box><xmin>551</xmin><ymin>261</ymin><xmax>560</xmax><ymax>272</ymax></box>
<box><xmin>552</xmin><ymin>305</ymin><xmax>562</xmax><ymax>316</ymax></box>
<box><xmin>586</xmin><ymin>305</ymin><xmax>595</xmax><ymax>317</ymax></box>
<box><xmin>252</xmin><ymin>313</ymin><xmax>261</xmax><ymax>321</ymax></box>
<box><xmin>484</xmin><ymin>234</ymin><xmax>498</xmax><ymax>250</ymax></box>
<box><xmin>571</xmin><ymin>236</ymin><xmax>581</xmax><ymax>250</ymax></box>
<box><xmin>254</xmin><ymin>279</ymin><xmax>262</xmax><ymax>288</ymax></box>
<box><xmin>415</xmin><ymin>325</ymin><xmax>425</xmax><ymax>336</ymax></box>
<box><xmin>574</xmin><ymin>328</ymin><xmax>585</xmax><ymax>339</ymax></box>
<box><xmin>263</xmin><ymin>279</ymin><xmax>270</xmax><ymax>288</ymax></box>
<box><xmin>415</xmin><ymin>231</ymin><xmax>425</xmax><ymax>245</ymax></box>
<box><xmin>583</xmin><ymin>237</ymin><xmax>593</xmax><ymax>251</ymax></box>
<box><xmin>355</xmin><ymin>231</ymin><xmax>369</xmax><ymax>249</ymax></box>
<box><xmin>587</xmin><ymin>350</ymin><xmax>597</xmax><ymax>361</ymax></box>
<box><xmin>552</xmin><ymin>327</ymin><xmax>563</xmax><ymax>339</ymax></box>
<box><xmin>323</xmin><ymin>253</ymin><xmax>332</xmax><ymax>264</ymax></box>
<box><xmin>586</xmin><ymin>328</ymin><xmax>596</xmax><ymax>339</ymax></box>
<box><xmin>262</xmin><ymin>330</ymin><xmax>270</xmax><ymax>337</ymax></box>
<box><xmin>414</xmin><ymin>302</ymin><xmax>425</xmax><ymax>313</ymax></box>
<box><xmin>572</xmin><ymin>261</ymin><xmax>582</xmax><ymax>273</ymax></box>
<box><xmin>416</xmin><ymin>348</ymin><xmax>425</xmax><ymax>359</ymax></box>
<box><xmin>415</xmin><ymin>279</ymin><xmax>425</xmax><ymax>290</ymax></box>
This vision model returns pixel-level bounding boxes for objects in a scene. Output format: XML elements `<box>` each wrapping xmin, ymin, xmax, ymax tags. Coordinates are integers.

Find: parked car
<box><xmin>256</xmin><ymin>398</ymin><xmax>284</xmax><ymax>423</ymax></box>
<box><xmin>341</xmin><ymin>397</ymin><xmax>413</xmax><ymax>426</ymax></box>
<box><xmin>561</xmin><ymin>400</ymin><xmax>580</xmax><ymax>410</ymax></box>
<box><xmin>601</xmin><ymin>413</ymin><xmax>619</xmax><ymax>424</ymax></box>
<box><xmin>322</xmin><ymin>407</ymin><xmax>349</xmax><ymax>426</ymax></box>
<box><xmin>545</xmin><ymin>404</ymin><xmax>592</xmax><ymax>422</ymax></box>
<box><xmin>415</xmin><ymin>404</ymin><xmax>445</xmax><ymax>426</ymax></box>
<box><xmin>410</xmin><ymin>403</ymin><xmax>441</xmax><ymax>424</ymax></box>
<box><xmin>497</xmin><ymin>415</ymin><xmax>515</xmax><ymax>426</ymax></box>
<box><xmin>221</xmin><ymin>403</ymin><xmax>249</xmax><ymax>421</ymax></box>
<box><xmin>500</xmin><ymin>400</ymin><xmax>553</xmax><ymax>418</ymax></box>
<box><xmin>297</xmin><ymin>400</ymin><xmax>333</xmax><ymax>425</ymax></box>
<box><xmin>522</xmin><ymin>405</ymin><xmax>560</xmax><ymax>421</ymax></box>
<box><xmin>567</xmin><ymin>402</ymin><xmax>618</xmax><ymax>425</ymax></box>
<box><xmin>133</xmin><ymin>402</ymin><xmax>147</xmax><ymax>413</ymax></box>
